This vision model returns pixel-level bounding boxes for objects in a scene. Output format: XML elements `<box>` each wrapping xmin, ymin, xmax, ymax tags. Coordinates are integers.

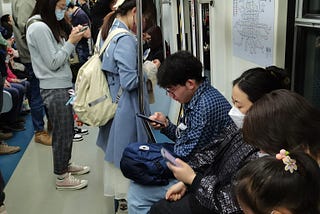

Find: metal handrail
<box><xmin>137</xmin><ymin>0</ymin><xmax>156</xmax><ymax>143</ymax></box>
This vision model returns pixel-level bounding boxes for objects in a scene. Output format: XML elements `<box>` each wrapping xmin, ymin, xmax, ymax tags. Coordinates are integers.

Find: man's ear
<box><xmin>185</xmin><ymin>79</ymin><xmax>196</xmax><ymax>90</ymax></box>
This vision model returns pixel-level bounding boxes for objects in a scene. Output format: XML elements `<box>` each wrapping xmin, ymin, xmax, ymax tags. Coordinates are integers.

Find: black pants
<box><xmin>149</xmin><ymin>193</ymin><xmax>212</xmax><ymax>214</ymax></box>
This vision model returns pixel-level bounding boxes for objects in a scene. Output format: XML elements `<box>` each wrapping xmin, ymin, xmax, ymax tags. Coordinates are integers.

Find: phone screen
<box><xmin>161</xmin><ymin>148</ymin><xmax>179</xmax><ymax>167</ymax></box>
<box><xmin>136</xmin><ymin>113</ymin><xmax>165</xmax><ymax>127</ymax></box>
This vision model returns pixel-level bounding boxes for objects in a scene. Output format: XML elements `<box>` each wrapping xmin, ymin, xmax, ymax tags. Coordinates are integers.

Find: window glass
<box><xmin>294</xmin><ymin>27</ymin><xmax>320</xmax><ymax>110</ymax></box>
<box><xmin>303</xmin><ymin>0</ymin><xmax>320</xmax><ymax>18</ymax></box>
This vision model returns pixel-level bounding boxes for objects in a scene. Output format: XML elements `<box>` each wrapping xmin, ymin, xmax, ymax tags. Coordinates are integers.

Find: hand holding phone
<box><xmin>161</xmin><ymin>148</ymin><xmax>180</xmax><ymax>167</ymax></box>
<box><xmin>136</xmin><ymin>113</ymin><xmax>165</xmax><ymax>127</ymax></box>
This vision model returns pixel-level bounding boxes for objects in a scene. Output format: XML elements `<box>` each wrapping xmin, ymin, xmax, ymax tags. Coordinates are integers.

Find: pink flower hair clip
<box><xmin>276</xmin><ymin>149</ymin><xmax>298</xmax><ymax>173</ymax></box>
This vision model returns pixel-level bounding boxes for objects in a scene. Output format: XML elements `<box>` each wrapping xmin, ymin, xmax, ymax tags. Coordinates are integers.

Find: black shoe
<box><xmin>0</xmin><ymin>122</ymin><xmax>25</xmax><ymax>132</ymax></box>
<box><xmin>16</xmin><ymin>116</ymin><xmax>26</xmax><ymax>123</ymax></box>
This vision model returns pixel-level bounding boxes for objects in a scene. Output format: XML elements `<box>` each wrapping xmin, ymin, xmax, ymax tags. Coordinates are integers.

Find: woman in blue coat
<box><xmin>96</xmin><ymin>0</ymin><xmax>156</xmax><ymax>212</ymax></box>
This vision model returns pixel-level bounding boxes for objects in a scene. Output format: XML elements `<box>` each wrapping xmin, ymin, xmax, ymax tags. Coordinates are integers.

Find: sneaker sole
<box><xmin>56</xmin><ymin>180</ymin><xmax>88</xmax><ymax>190</ymax></box>
<box><xmin>69</xmin><ymin>167</ymin><xmax>90</xmax><ymax>175</ymax></box>
<box><xmin>73</xmin><ymin>138</ymin><xmax>83</xmax><ymax>142</ymax></box>
<box><xmin>34</xmin><ymin>140</ymin><xmax>52</xmax><ymax>146</ymax></box>
<box><xmin>76</xmin><ymin>131</ymin><xmax>89</xmax><ymax>136</ymax></box>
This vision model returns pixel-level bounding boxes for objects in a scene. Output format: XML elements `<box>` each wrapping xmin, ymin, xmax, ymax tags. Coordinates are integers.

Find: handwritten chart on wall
<box><xmin>233</xmin><ymin>0</ymin><xmax>275</xmax><ymax>66</ymax></box>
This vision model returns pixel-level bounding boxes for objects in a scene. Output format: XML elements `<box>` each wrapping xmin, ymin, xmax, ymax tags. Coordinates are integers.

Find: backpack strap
<box><xmin>95</xmin><ymin>28</ymin><xmax>130</xmax><ymax>56</ymax></box>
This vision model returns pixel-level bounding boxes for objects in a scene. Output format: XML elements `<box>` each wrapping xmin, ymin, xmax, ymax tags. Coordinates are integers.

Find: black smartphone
<box><xmin>161</xmin><ymin>148</ymin><xmax>179</xmax><ymax>167</ymax></box>
<box><xmin>136</xmin><ymin>113</ymin><xmax>165</xmax><ymax>127</ymax></box>
<box><xmin>78</xmin><ymin>26</ymin><xmax>89</xmax><ymax>33</ymax></box>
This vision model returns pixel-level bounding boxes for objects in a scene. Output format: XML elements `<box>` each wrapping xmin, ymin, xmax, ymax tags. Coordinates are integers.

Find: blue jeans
<box><xmin>127</xmin><ymin>179</ymin><xmax>178</xmax><ymax>214</ymax></box>
<box><xmin>24</xmin><ymin>63</ymin><xmax>45</xmax><ymax>131</ymax></box>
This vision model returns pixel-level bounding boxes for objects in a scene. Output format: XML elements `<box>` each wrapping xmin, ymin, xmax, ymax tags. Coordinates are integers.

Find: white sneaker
<box><xmin>68</xmin><ymin>162</ymin><xmax>90</xmax><ymax>175</ymax></box>
<box><xmin>73</xmin><ymin>133</ymin><xmax>83</xmax><ymax>142</ymax></box>
<box><xmin>56</xmin><ymin>173</ymin><xmax>88</xmax><ymax>190</ymax></box>
<box><xmin>74</xmin><ymin>127</ymin><xmax>89</xmax><ymax>135</ymax></box>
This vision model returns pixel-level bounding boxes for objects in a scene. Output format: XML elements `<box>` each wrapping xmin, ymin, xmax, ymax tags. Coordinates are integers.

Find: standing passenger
<box><xmin>26</xmin><ymin>0</ymin><xmax>90</xmax><ymax>190</ymax></box>
<box><xmin>12</xmin><ymin>0</ymin><xmax>52</xmax><ymax>146</ymax></box>
<box><xmin>95</xmin><ymin>0</ymin><xmax>156</xmax><ymax>212</ymax></box>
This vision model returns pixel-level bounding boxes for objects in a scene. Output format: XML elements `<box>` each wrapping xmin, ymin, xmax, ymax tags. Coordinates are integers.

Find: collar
<box><xmin>184</xmin><ymin>77</ymin><xmax>209</xmax><ymax>112</ymax></box>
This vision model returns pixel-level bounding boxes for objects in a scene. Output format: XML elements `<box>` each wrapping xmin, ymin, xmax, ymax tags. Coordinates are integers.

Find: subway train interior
<box><xmin>0</xmin><ymin>0</ymin><xmax>319</xmax><ymax>213</ymax></box>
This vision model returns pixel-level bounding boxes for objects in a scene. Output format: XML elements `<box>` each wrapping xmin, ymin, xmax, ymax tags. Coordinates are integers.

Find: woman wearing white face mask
<box><xmin>26</xmin><ymin>0</ymin><xmax>90</xmax><ymax>190</ymax></box>
<box><xmin>150</xmin><ymin>66</ymin><xmax>290</xmax><ymax>214</ymax></box>
<box><xmin>229</xmin><ymin>66</ymin><xmax>290</xmax><ymax>129</ymax></box>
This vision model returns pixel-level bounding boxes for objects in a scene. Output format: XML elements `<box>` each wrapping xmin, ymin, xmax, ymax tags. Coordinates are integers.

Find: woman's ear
<box><xmin>131</xmin><ymin>7</ymin><xmax>137</xmax><ymax>15</ymax></box>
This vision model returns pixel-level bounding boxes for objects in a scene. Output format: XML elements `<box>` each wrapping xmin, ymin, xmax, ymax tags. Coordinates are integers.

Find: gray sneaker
<box><xmin>68</xmin><ymin>163</ymin><xmax>90</xmax><ymax>175</ymax></box>
<box><xmin>56</xmin><ymin>173</ymin><xmax>88</xmax><ymax>190</ymax></box>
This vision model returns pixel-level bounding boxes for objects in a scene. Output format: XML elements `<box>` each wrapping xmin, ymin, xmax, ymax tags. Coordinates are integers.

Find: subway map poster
<box><xmin>233</xmin><ymin>0</ymin><xmax>274</xmax><ymax>66</ymax></box>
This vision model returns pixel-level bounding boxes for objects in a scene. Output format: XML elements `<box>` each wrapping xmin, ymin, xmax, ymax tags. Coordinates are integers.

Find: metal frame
<box><xmin>136</xmin><ymin>0</ymin><xmax>156</xmax><ymax>143</ymax></box>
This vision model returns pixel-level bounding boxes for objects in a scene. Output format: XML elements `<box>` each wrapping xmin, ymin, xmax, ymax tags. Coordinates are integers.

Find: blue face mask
<box><xmin>55</xmin><ymin>9</ymin><xmax>66</xmax><ymax>21</ymax></box>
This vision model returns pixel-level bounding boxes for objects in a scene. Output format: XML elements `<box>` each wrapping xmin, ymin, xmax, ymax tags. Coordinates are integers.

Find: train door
<box><xmin>292</xmin><ymin>0</ymin><xmax>320</xmax><ymax>109</ymax></box>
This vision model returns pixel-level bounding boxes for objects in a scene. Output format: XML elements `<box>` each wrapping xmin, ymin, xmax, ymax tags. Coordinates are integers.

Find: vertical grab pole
<box><xmin>136</xmin><ymin>0</ymin><xmax>157</xmax><ymax>143</ymax></box>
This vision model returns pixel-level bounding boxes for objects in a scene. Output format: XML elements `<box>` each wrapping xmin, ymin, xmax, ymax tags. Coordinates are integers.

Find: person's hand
<box><xmin>167</xmin><ymin>159</ymin><xmax>196</xmax><ymax>185</ymax></box>
<box><xmin>165</xmin><ymin>181</ymin><xmax>187</xmax><ymax>201</ymax></box>
<box><xmin>152</xmin><ymin>59</ymin><xmax>161</xmax><ymax>69</ymax></box>
<box><xmin>12</xmin><ymin>78</ymin><xmax>21</xmax><ymax>83</ymax></box>
<box><xmin>68</xmin><ymin>25</ymin><xmax>85</xmax><ymax>45</ymax></box>
<box><xmin>143</xmin><ymin>32</ymin><xmax>151</xmax><ymax>42</ymax></box>
<box><xmin>4</xmin><ymin>80</ymin><xmax>11</xmax><ymax>88</ymax></box>
<box><xmin>149</xmin><ymin>112</ymin><xmax>168</xmax><ymax>129</ymax></box>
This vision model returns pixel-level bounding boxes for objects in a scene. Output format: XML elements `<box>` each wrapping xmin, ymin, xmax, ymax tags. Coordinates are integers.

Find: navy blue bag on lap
<box><xmin>120</xmin><ymin>142</ymin><xmax>175</xmax><ymax>186</ymax></box>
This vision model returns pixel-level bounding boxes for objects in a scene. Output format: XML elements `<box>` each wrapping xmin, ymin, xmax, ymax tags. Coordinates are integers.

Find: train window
<box><xmin>302</xmin><ymin>0</ymin><xmax>320</xmax><ymax>18</ymax></box>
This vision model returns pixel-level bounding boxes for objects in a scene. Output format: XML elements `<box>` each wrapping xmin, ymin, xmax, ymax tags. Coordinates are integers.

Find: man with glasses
<box><xmin>128</xmin><ymin>50</ymin><xmax>233</xmax><ymax>214</ymax></box>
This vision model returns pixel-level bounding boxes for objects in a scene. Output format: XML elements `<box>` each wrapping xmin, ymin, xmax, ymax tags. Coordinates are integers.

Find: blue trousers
<box><xmin>24</xmin><ymin>63</ymin><xmax>45</xmax><ymax>132</ymax></box>
<box><xmin>2</xmin><ymin>84</ymin><xmax>23</xmax><ymax>124</ymax></box>
<box><xmin>127</xmin><ymin>179</ymin><xmax>178</xmax><ymax>214</ymax></box>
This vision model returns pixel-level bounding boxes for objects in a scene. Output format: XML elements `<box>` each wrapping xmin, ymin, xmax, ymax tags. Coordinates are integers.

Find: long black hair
<box><xmin>31</xmin><ymin>0</ymin><xmax>71</xmax><ymax>43</ymax></box>
<box><xmin>232</xmin><ymin>66</ymin><xmax>290</xmax><ymax>103</ymax></box>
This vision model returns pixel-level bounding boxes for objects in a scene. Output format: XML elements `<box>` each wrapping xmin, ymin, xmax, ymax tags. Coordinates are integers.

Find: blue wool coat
<box><xmin>96</xmin><ymin>19</ymin><xmax>151</xmax><ymax>168</ymax></box>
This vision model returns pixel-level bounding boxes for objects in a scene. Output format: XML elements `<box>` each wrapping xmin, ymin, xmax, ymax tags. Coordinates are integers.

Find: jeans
<box><xmin>2</xmin><ymin>85</ymin><xmax>23</xmax><ymax>123</ymax></box>
<box><xmin>127</xmin><ymin>179</ymin><xmax>178</xmax><ymax>214</ymax></box>
<box><xmin>24</xmin><ymin>63</ymin><xmax>45</xmax><ymax>131</ymax></box>
<box><xmin>76</xmin><ymin>42</ymin><xmax>90</xmax><ymax>64</ymax></box>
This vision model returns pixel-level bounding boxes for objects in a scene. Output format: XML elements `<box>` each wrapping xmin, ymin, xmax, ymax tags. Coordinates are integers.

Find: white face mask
<box><xmin>228</xmin><ymin>106</ymin><xmax>245</xmax><ymax>128</ymax></box>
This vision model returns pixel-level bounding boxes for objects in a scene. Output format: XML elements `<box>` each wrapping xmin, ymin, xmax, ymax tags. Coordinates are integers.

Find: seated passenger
<box><xmin>242</xmin><ymin>89</ymin><xmax>320</xmax><ymax>163</ymax></box>
<box><xmin>0</xmin><ymin>79</ymin><xmax>25</xmax><ymax>132</ymax></box>
<box><xmin>128</xmin><ymin>51</ymin><xmax>234</xmax><ymax>214</ymax></box>
<box><xmin>235</xmin><ymin>150</ymin><xmax>320</xmax><ymax>214</ymax></box>
<box><xmin>149</xmin><ymin>66</ymin><xmax>290</xmax><ymax>214</ymax></box>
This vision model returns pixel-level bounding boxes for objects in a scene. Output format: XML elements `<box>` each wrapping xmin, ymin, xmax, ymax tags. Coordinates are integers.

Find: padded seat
<box><xmin>1</xmin><ymin>90</ymin><xmax>12</xmax><ymax>113</ymax></box>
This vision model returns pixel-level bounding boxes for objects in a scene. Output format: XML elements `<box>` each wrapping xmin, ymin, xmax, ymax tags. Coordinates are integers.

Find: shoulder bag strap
<box><xmin>97</xmin><ymin>28</ymin><xmax>130</xmax><ymax>56</ymax></box>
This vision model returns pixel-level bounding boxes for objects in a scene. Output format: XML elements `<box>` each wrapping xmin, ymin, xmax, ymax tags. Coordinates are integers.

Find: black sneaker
<box><xmin>74</xmin><ymin>127</ymin><xmax>89</xmax><ymax>135</ymax></box>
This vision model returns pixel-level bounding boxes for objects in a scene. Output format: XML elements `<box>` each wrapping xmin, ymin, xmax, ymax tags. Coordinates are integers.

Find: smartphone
<box><xmin>78</xmin><ymin>26</ymin><xmax>89</xmax><ymax>33</ymax></box>
<box><xmin>161</xmin><ymin>148</ymin><xmax>179</xmax><ymax>167</ymax></box>
<box><xmin>136</xmin><ymin>113</ymin><xmax>165</xmax><ymax>127</ymax></box>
